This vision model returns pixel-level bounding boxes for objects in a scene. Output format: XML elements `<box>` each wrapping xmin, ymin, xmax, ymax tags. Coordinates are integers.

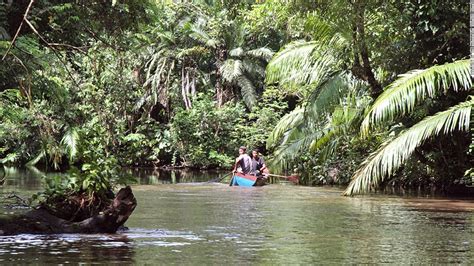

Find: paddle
<box><xmin>229</xmin><ymin>162</ymin><xmax>238</xmax><ymax>186</ymax></box>
<box><xmin>207</xmin><ymin>171</ymin><xmax>233</xmax><ymax>183</ymax></box>
<box><xmin>266</xmin><ymin>173</ymin><xmax>299</xmax><ymax>184</ymax></box>
<box><xmin>206</xmin><ymin>162</ymin><xmax>238</xmax><ymax>184</ymax></box>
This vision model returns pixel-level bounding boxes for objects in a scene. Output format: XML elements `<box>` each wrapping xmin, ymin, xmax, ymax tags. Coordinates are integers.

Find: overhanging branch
<box><xmin>1</xmin><ymin>0</ymin><xmax>35</xmax><ymax>60</ymax></box>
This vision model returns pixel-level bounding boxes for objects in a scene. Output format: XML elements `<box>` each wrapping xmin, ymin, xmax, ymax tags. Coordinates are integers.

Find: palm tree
<box><xmin>344</xmin><ymin>60</ymin><xmax>472</xmax><ymax>195</ymax></box>
<box><xmin>265</xmin><ymin>4</ymin><xmax>384</xmax><ymax>97</ymax></box>
<box><xmin>141</xmin><ymin>31</ymin><xmax>178</xmax><ymax>114</ymax></box>
<box><xmin>140</xmin><ymin>3</ymin><xmax>211</xmax><ymax>114</ymax></box>
<box><xmin>264</xmin><ymin>15</ymin><xmax>367</xmax><ymax>178</ymax></box>
<box><xmin>220</xmin><ymin>46</ymin><xmax>273</xmax><ymax>110</ymax></box>
<box><xmin>266</xmin><ymin>72</ymin><xmax>371</xmax><ymax>177</ymax></box>
<box><xmin>142</xmin><ymin>2</ymin><xmax>273</xmax><ymax>112</ymax></box>
<box><xmin>188</xmin><ymin>13</ymin><xmax>273</xmax><ymax>110</ymax></box>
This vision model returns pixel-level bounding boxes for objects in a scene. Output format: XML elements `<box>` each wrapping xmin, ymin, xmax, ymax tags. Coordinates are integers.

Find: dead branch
<box><xmin>24</xmin><ymin>18</ymin><xmax>79</xmax><ymax>85</ymax></box>
<box><xmin>2</xmin><ymin>0</ymin><xmax>35</xmax><ymax>60</ymax></box>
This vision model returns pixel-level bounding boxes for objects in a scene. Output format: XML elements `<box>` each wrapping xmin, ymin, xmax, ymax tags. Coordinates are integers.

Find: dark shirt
<box><xmin>251</xmin><ymin>156</ymin><xmax>265</xmax><ymax>174</ymax></box>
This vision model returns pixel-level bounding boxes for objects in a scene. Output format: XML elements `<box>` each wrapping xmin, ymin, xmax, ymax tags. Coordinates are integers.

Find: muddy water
<box><xmin>0</xmin><ymin>167</ymin><xmax>473</xmax><ymax>264</ymax></box>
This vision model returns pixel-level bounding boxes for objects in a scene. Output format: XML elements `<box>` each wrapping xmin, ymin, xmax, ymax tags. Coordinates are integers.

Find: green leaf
<box><xmin>236</xmin><ymin>76</ymin><xmax>257</xmax><ymax>110</ymax></box>
<box><xmin>361</xmin><ymin>59</ymin><xmax>472</xmax><ymax>135</ymax></box>
<box><xmin>220</xmin><ymin>59</ymin><xmax>244</xmax><ymax>83</ymax></box>
<box><xmin>345</xmin><ymin>97</ymin><xmax>474</xmax><ymax>196</ymax></box>
<box><xmin>61</xmin><ymin>127</ymin><xmax>79</xmax><ymax>161</ymax></box>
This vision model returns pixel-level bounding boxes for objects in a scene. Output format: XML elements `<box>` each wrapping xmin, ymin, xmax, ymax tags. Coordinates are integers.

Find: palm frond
<box><xmin>246</xmin><ymin>47</ymin><xmax>274</xmax><ymax>62</ymax></box>
<box><xmin>155</xmin><ymin>31</ymin><xmax>175</xmax><ymax>45</ymax></box>
<box><xmin>267</xmin><ymin>107</ymin><xmax>305</xmax><ymax>148</ymax></box>
<box><xmin>142</xmin><ymin>50</ymin><xmax>174</xmax><ymax>111</ymax></box>
<box><xmin>269</xmin><ymin>106</ymin><xmax>354</xmax><ymax>172</ymax></box>
<box><xmin>266</xmin><ymin>14</ymin><xmax>349</xmax><ymax>88</ymax></box>
<box><xmin>144</xmin><ymin>50</ymin><xmax>166</xmax><ymax>87</ymax></box>
<box><xmin>304</xmin><ymin>49</ymin><xmax>339</xmax><ymax>86</ymax></box>
<box><xmin>307</xmin><ymin>72</ymin><xmax>349</xmax><ymax>117</ymax></box>
<box><xmin>220</xmin><ymin>59</ymin><xmax>243</xmax><ymax>83</ymax></box>
<box><xmin>286</xmin><ymin>73</ymin><xmax>368</xmax><ymax>154</ymax></box>
<box><xmin>236</xmin><ymin>75</ymin><xmax>257</xmax><ymax>110</ymax></box>
<box><xmin>266</xmin><ymin>40</ymin><xmax>341</xmax><ymax>92</ymax></box>
<box><xmin>268</xmin><ymin>71</ymin><xmax>370</xmax><ymax>172</ymax></box>
<box><xmin>345</xmin><ymin>97</ymin><xmax>474</xmax><ymax>196</ymax></box>
<box><xmin>188</xmin><ymin>23</ymin><xmax>219</xmax><ymax>48</ymax></box>
<box><xmin>0</xmin><ymin>26</ymin><xmax>9</xmax><ymax>40</ymax></box>
<box><xmin>305</xmin><ymin>11</ymin><xmax>351</xmax><ymax>45</ymax></box>
<box><xmin>229</xmin><ymin>47</ymin><xmax>244</xmax><ymax>57</ymax></box>
<box><xmin>309</xmin><ymin>105</ymin><xmax>360</xmax><ymax>153</ymax></box>
<box><xmin>361</xmin><ymin>59</ymin><xmax>472</xmax><ymax>135</ymax></box>
<box><xmin>0</xmin><ymin>3</ymin><xmax>9</xmax><ymax>40</ymax></box>
<box><xmin>266</xmin><ymin>40</ymin><xmax>318</xmax><ymax>85</ymax></box>
<box><xmin>270</xmin><ymin>128</ymin><xmax>322</xmax><ymax>172</ymax></box>
<box><xmin>242</xmin><ymin>59</ymin><xmax>265</xmax><ymax>78</ymax></box>
<box><xmin>61</xmin><ymin>127</ymin><xmax>79</xmax><ymax>161</ymax></box>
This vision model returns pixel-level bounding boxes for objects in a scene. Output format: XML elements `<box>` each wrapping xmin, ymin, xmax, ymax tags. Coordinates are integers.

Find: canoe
<box><xmin>230</xmin><ymin>172</ymin><xmax>266</xmax><ymax>187</ymax></box>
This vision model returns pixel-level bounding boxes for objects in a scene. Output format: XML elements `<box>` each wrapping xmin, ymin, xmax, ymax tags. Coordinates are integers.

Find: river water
<box><xmin>0</xmin><ymin>167</ymin><xmax>473</xmax><ymax>264</ymax></box>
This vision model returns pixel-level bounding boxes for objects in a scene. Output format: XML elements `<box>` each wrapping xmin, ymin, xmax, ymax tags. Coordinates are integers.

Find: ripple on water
<box><xmin>1</xmin><ymin>172</ymin><xmax>474</xmax><ymax>264</ymax></box>
<box><xmin>0</xmin><ymin>228</ymin><xmax>206</xmax><ymax>263</ymax></box>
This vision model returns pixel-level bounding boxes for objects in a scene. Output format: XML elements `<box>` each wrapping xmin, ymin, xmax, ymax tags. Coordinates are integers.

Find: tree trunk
<box><xmin>185</xmin><ymin>69</ymin><xmax>192</xmax><ymax>109</ymax></box>
<box><xmin>181</xmin><ymin>65</ymin><xmax>194</xmax><ymax>109</ymax></box>
<box><xmin>350</xmin><ymin>0</ymin><xmax>383</xmax><ymax>98</ymax></box>
<box><xmin>191</xmin><ymin>72</ymin><xmax>196</xmax><ymax>96</ymax></box>
<box><xmin>0</xmin><ymin>186</ymin><xmax>137</xmax><ymax>235</ymax></box>
<box><xmin>215</xmin><ymin>46</ymin><xmax>227</xmax><ymax>107</ymax></box>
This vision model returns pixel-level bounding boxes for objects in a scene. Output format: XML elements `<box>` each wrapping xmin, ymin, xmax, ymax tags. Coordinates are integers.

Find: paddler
<box><xmin>234</xmin><ymin>146</ymin><xmax>252</xmax><ymax>174</ymax></box>
<box><xmin>251</xmin><ymin>148</ymin><xmax>269</xmax><ymax>178</ymax></box>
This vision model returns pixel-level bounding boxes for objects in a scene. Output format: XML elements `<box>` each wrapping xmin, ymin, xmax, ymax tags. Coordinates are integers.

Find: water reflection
<box><xmin>0</xmin><ymin>166</ymin><xmax>227</xmax><ymax>189</ymax></box>
<box><xmin>1</xmin><ymin>166</ymin><xmax>47</xmax><ymax>191</ymax></box>
<box><xmin>124</xmin><ymin>168</ymin><xmax>226</xmax><ymax>184</ymax></box>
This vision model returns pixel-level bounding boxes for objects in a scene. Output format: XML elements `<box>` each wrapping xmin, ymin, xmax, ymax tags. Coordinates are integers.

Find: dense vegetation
<box><xmin>0</xmin><ymin>0</ymin><xmax>472</xmax><ymax>196</ymax></box>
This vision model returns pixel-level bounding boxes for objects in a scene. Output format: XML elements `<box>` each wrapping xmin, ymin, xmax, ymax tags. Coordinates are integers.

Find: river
<box><xmin>0</xmin><ymin>167</ymin><xmax>473</xmax><ymax>264</ymax></box>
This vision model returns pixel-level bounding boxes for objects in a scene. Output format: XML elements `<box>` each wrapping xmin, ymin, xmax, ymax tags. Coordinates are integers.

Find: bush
<box><xmin>237</xmin><ymin>86</ymin><xmax>287</xmax><ymax>151</ymax></box>
<box><xmin>170</xmin><ymin>95</ymin><xmax>243</xmax><ymax>168</ymax></box>
<box><xmin>118</xmin><ymin>118</ymin><xmax>173</xmax><ymax>166</ymax></box>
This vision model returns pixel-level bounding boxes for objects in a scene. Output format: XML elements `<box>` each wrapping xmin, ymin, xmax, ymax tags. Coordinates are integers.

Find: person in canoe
<box><xmin>251</xmin><ymin>149</ymin><xmax>269</xmax><ymax>178</ymax></box>
<box><xmin>234</xmin><ymin>146</ymin><xmax>252</xmax><ymax>174</ymax></box>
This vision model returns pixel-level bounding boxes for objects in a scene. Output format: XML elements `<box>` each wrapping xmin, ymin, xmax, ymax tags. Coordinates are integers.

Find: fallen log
<box><xmin>0</xmin><ymin>186</ymin><xmax>137</xmax><ymax>235</ymax></box>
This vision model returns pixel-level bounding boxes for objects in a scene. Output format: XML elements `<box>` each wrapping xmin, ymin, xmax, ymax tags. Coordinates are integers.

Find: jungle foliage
<box><xmin>0</xmin><ymin>0</ymin><xmax>472</xmax><ymax>196</ymax></box>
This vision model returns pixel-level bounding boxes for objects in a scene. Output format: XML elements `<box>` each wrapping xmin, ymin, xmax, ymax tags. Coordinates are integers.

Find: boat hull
<box><xmin>231</xmin><ymin>173</ymin><xmax>266</xmax><ymax>187</ymax></box>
